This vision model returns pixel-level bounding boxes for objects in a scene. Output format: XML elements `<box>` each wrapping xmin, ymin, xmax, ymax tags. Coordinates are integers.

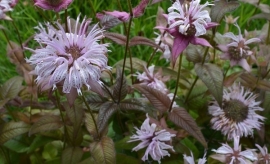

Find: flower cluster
<box><xmin>26</xmin><ymin>15</ymin><xmax>110</xmax><ymax>95</ymax></box>
<box><xmin>208</xmin><ymin>83</ymin><xmax>265</xmax><ymax>140</ymax></box>
<box><xmin>128</xmin><ymin>114</ymin><xmax>175</xmax><ymax>163</ymax></box>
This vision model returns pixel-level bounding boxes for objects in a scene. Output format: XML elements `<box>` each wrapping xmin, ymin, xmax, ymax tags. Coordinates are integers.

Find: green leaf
<box><xmin>168</xmin><ymin>107</ymin><xmax>207</xmax><ymax>148</ymax></box>
<box><xmin>28</xmin><ymin>135</ymin><xmax>55</xmax><ymax>153</ymax></box>
<box><xmin>115</xmin><ymin>136</ymin><xmax>137</xmax><ymax>150</ymax></box>
<box><xmin>114</xmin><ymin>57</ymin><xmax>147</xmax><ymax>71</ymax></box>
<box><xmin>116</xmin><ymin>153</ymin><xmax>140</xmax><ymax>164</ymax></box>
<box><xmin>4</xmin><ymin>137</ymin><xmax>29</xmax><ymax>153</ymax></box>
<box><xmin>112</xmin><ymin>67</ymin><xmax>127</xmax><ymax>102</ymax></box>
<box><xmin>0</xmin><ymin>121</ymin><xmax>30</xmax><ymax>144</ymax></box>
<box><xmin>210</xmin><ymin>0</ymin><xmax>240</xmax><ymax>23</ymax></box>
<box><xmin>98</xmin><ymin>102</ymin><xmax>118</xmax><ymax>134</ymax></box>
<box><xmin>42</xmin><ymin>143</ymin><xmax>58</xmax><ymax>160</ymax></box>
<box><xmin>85</xmin><ymin>112</ymin><xmax>98</xmax><ymax>137</ymax></box>
<box><xmin>78</xmin><ymin>157</ymin><xmax>95</xmax><ymax>164</ymax></box>
<box><xmin>0</xmin><ymin>76</ymin><xmax>23</xmax><ymax>99</ymax></box>
<box><xmin>195</xmin><ymin>63</ymin><xmax>223</xmax><ymax>107</ymax></box>
<box><xmin>61</xmin><ymin>147</ymin><xmax>83</xmax><ymax>164</ymax></box>
<box><xmin>133</xmin><ymin>84</ymin><xmax>171</xmax><ymax>113</ymax></box>
<box><xmin>224</xmin><ymin>71</ymin><xmax>243</xmax><ymax>87</ymax></box>
<box><xmin>29</xmin><ymin>115</ymin><xmax>63</xmax><ymax>136</ymax></box>
<box><xmin>66</xmin><ymin>126</ymin><xmax>83</xmax><ymax>146</ymax></box>
<box><xmin>90</xmin><ymin>136</ymin><xmax>116</xmax><ymax>164</ymax></box>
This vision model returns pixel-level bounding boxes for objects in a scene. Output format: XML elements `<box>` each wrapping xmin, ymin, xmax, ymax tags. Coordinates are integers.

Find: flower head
<box><xmin>26</xmin><ymin>15</ymin><xmax>109</xmax><ymax>95</ymax></box>
<box><xmin>212</xmin><ymin>136</ymin><xmax>257</xmax><ymax>163</ymax></box>
<box><xmin>208</xmin><ymin>83</ymin><xmax>265</xmax><ymax>140</ymax></box>
<box><xmin>255</xmin><ymin>144</ymin><xmax>270</xmax><ymax>164</ymax></box>
<box><xmin>136</xmin><ymin>65</ymin><xmax>169</xmax><ymax>94</ymax></box>
<box><xmin>218</xmin><ymin>23</ymin><xmax>260</xmax><ymax>72</ymax></box>
<box><xmin>128</xmin><ymin>114</ymin><xmax>175</xmax><ymax>163</ymax></box>
<box><xmin>0</xmin><ymin>0</ymin><xmax>18</xmax><ymax>20</ymax></box>
<box><xmin>165</xmin><ymin>0</ymin><xmax>217</xmax><ymax>66</ymax></box>
<box><xmin>33</xmin><ymin>0</ymin><xmax>73</xmax><ymax>12</ymax></box>
<box><xmin>183</xmin><ymin>151</ymin><xmax>207</xmax><ymax>164</ymax></box>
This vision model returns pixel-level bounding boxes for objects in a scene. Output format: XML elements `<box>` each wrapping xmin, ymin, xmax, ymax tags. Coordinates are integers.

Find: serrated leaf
<box><xmin>61</xmin><ymin>147</ymin><xmax>83</xmax><ymax>164</ymax></box>
<box><xmin>114</xmin><ymin>57</ymin><xmax>147</xmax><ymax>71</ymax></box>
<box><xmin>112</xmin><ymin>67</ymin><xmax>127</xmax><ymax>102</ymax></box>
<box><xmin>195</xmin><ymin>63</ymin><xmax>223</xmax><ymax>107</ymax></box>
<box><xmin>100</xmin><ymin>15</ymin><xmax>121</xmax><ymax>29</ymax></box>
<box><xmin>168</xmin><ymin>107</ymin><xmax>207</xmax><ymax>147</ymax></box>
<box><xmin>90</xmin><ymin>136</ymin><xmax>116</xmax><ymax>164</ymax></box>
<box><xmin>119</xmin><ymin>98</ymin><xmax>145</xmax><ymax>111</ymax></box>
<box><xmin>104</xmin><ymin>32</ymin><xmax>127</xmax><ymax>45</ymax></box>
<box><xmin>129</xmin><ymin>36</ymin><xmax>163</xmax><ymax>50</ymax></box>
<box><xmin>0</xmin><ymin>121</ymin><xmax>30</xmax><ymax>144</ymax></box>
<box><xmin>133</xmin><ymin>84</ymin><xmax>171</xmax><ymax>113</ymax></box>
<box><xmin>29</xmin><ymin>115</ymin><xmax>63</xmax><ymax>136</ymax></box>
<box><xmin>98</xmin><ymin>102</ymin><xmax>118</xmax><ymax>134</ymax></box>
<box><xmin>116</xmin><ymin>153</ymin><xmax>140</xmax><ymax>164</ymax></box>
<box><xmin>210</xmin><ymin>0</ymin><xmax>240</xmax><ymax>23</ymax></box>
<box><xmin>85</xmin><ymin>112</ymin><xmax>98</xmax><ymax>136</ymax></box>
<box><xmin>0</xmin><ymin>76</ymin><xmax>23</xmax><ymax>99</ymax></box>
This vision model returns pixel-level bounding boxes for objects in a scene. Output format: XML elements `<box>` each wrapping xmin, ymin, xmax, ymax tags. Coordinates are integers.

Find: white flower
<box><xmin>128</xmin><ymin>114</ymin><xmax>175</xmax><ymax>163</ymax></box>
<box><xmin>255</xmin><ymin>144</ymin><xmax>270</xmax><ymax>164</ymax></box>
<box><xmin>184</xmin><ymin>151</ymin><xmax>207</xmax><ymax>164</ymax></box>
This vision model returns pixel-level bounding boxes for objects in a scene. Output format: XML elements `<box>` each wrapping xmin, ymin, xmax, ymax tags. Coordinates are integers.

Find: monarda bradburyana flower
<box><xmin>166</xmin><ymin>0</ymin><xmax>217</xmax><ymax>65</ymax></box>
<box><xmin>33</xmin><ymin>0</ymin><xmax>73</xmax><ymax>12</ymax></box>
<box><xmin>208</xmin><ymin>83</ymin><xmax>265</xmax><ymax>140</ymax></box>
<box><xmin>183</xmin><ymin>151</ymin><xmax>207</xmax><ymax>164</ymax></box>
<box><xmin>255</xmin><ymin>144</ymin><xmax>270</xmax><ymax>164</ymax></box>
<box><xmin>128</xmin><ymin>114</ymin><xmax>175</xmax><ymax>163</ymax></box>
<box><xmin>0</xmin><ymin>0</ymin><xmax>18</xmax><ymax>20</ymax></box>
<box><xmin>218</xmin><ymin>23</ymin><xmax>260</xmax><ymax>72</ymax></box>
<box><xmin>26</xmin><ymin>15</ymin><xmax>109</xmax><ymax>96</ymax></box>
<box><xmin>212</xmin><ymin>136</ymin><xmax>257</xmax><ymax>163</ymax></box>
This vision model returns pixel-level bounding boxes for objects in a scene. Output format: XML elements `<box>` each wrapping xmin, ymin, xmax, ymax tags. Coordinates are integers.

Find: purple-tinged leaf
<box><xmin>29</xmin><ymin>115</ymin><xmax>63</xmax><ymax>136</ymax></box>
<box><xmin>0</xmin><ymin>121</ymin><xmax>30</xmax><ymax>144</ymax></box>
<box><xmin>66</xmin><ymin>88</ymin><xmax>78</xmax><ymax>107</ymax></box>
<box><xmin>86</xmin><ymin>94</ymin><xmax>108</xmax><ymax>110</ymax></box>
<box><xmin>210</xmin><ymin>0</ymin><xmax>240</xmax><ymax>23</ymax></box>
<box><xmin>241</xmin><ymin>73</ymin><xmax>270</xmax><ymax>92</ymax></box>
<box><xmin>186</xmin><ymin>45</ymin><xmax>208</xmax><ymax>63</ymax></box>
<box><xmin>98</xmin><ymin>102</ymin><xmax>118</xmax><ymax>134</ymax></box>
<box><xmin>119</xmin><ymin>98</ymin><xmax>145</xmax><ymax>111</ymax></box>
<box><xmin>0</xmin><ymin>76</ymin><xmax>23</xmax><ymax>99</ymax></box>
<box><xmin>129</xmin><ymin>36</ymin><xmax>163</xmax><ymax>51</ymax></box>
<box><xmin>168</xmin><ymin>107</ymin><xmax>207</xmax><ymax>148</ymax></box>
<box><xmin>104</xmin><ymin>11</ymin><xmax>130</xmax><ymax>22</ymax></box>
<box><xmin>64</xmin><ymin>102</ymin><xmax>84</xmax><ymax>127</ymax></box>
<box><xmin>224</xmin><ymin>71</ymin><xmax>243</xmax><ymax>87</ymax></box>
<box><xmin>195</xmin><ymin>63</ymin><xmax>223</xmax><ymax>107</ymax></box>
<box><xmin>112</xmin><ymin>67</ymin><xmax>127</xmax><ymax>102</ymax></box>
<box><xmin>100</xmin><ymin>15</ymin><xmax>121</xmax><ymax>30</ymax></box>
<box><xmin>249</xmin><ymin>13</ymin><xmax>270</xmax><ymax>21</ymax></box>
<box><xmin>133</xmin><ymin>84</ymin><xmax>171</xmax><ymax>113</ymax></box>
<box><xmin>156</xmin><ymin>7</ymin><xmax>167</xmax><ymax>33</ymax></box>
<box><xmin>90</xmin><ymin>136</ymin><xmax>116</xmax><ymax>164</ymax></box>
<box><xmin>132</xmin><ymin>0</ymin><xmax>149</xmax><ymax>18</ymax></box>
<box><xmin>104</xmin><ymin>32</ymin><xmax>127</xmax><ymax>45</ymax></box>
<box><xmin>61</xmin><ymin>147</ymin><xmax>83</xmax><ymax>164</ymax></box>
<box><xmin>114</xmin><ymin>57</ymin><xmax>147</xmax><ymax>71</ymax></box>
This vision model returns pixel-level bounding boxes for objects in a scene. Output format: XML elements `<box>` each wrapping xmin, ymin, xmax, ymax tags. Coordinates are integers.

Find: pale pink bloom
<box><xmin>255</xmin><ymin>144</ymin><xmax>270</xmax><ymax>164</ymax></box>
<box><xmin>128</xmin><ymin>114</ymin><xmax>175</xmax><ymax>163</ymax></box>
<box><xmin>33</xmin><ymin>0</ymin><xmax>73</xmax><ymax>12</ymax></box>
<box><xmin>165</xmin><ymin>0</ymin><xmax>217</xmax><ymax>66</ymax></box>
<box><xmin>136</xmin><ymin>65</ymin><xmax>169</xmax><ymax>94</ymax></box>
<box><xmin>218</xmin><ymin>23</ymin><xmax>260</xmax><ymax>72</ymax></box>
<box><xmin>183</xmin><ymin>151</ymin><xmax>207</xmax><ymax>164</ymax></box>
<box><xmin>26</xmin><ymin>15</ymin><xmax>109</xmax><ymax>95</ymax></box>
<box><xmin>0</xmin><ymin>0</ymin><xmax>18</xmax><ymax>20</ymax></box>
<box><xmin>208</xmin><ymin>83</ymin><xmax>265</xmax><ymax>140</ymax></box>
<box><xmin>212</xmin><ymin>136</ymin><xmax>257</xmax><ymax>164</ymax></box>
<box><xmin>154</xmin><ymin>32</ymin><xmax>173</xmax><ymax>61</ymax></box>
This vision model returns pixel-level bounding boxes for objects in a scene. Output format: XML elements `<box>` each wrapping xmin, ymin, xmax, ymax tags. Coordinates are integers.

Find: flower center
<box><xmin>46</xmin><ymin>0</ymin><xmax>63</xmax><ymax>6</ymax></box>
<box><xmin>223</xmin><ymin>99</ymin><xmax>248</xmax><ymax>122</ymax></box>
<box><xmin>228</xmin><ymin>47</ymin><xmax>243</xmax><ymax>61</ymax></box>
<box><xmin>186</xmin><ymin>24</ymin><xmax>196</xmax><ymax>36</ymax></box>
<box><xmin>65</xmin><ymin>45</ymin><xmax>82</xmax><ymax>60</ymax></box>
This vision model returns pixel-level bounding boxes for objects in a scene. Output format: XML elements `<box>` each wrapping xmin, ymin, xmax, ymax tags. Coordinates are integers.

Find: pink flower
<box><xmin>128</xmin><ymin>114</ymin><xmax>175</xmax><ymax>163</ymax></box>
<box><xmin>255</xmin><ymin>144</ymin><xmax>270</xmax><ymax>164</ymax></box>
<box><xmin>183</xmin><ymin>151</ymin><xmax>207</xmax><ymax>164</ymax></box>
<box><xmin>136</xmin><ymin>65</ymin><xmax>169</xmax><ymax>94</ymax></box>
<box><xmin>218</xmin><ymin>23</ymin><xmax>260</xmax><ymax>72</ymax></box>
<box><xmin>166</xmin><ymin>0</ymin><xmax>217</xmax><ymax>66</ymax></box>
<box><xmin>212</xmin><ymin>136</ymin><xmax>257</xmax><ymax>163</ymax></box>
<box><xmin>0</xmin><ymin>0</ymin><xmax>18</xmax><ymax>20</ymax></box>
<box><xmin>33</xmin><ymin>0</ymin><xmax>73</xmax><ymax>12</ymax></box>
<box><xmin>208</xmin><ymin>83</ymin><xmax>265</xmax><ymax>140</ymax></box>
<box><xmin>26</xmin><ymin>15</ymin><xmax>109</xmax><ymax>95</ymax></box>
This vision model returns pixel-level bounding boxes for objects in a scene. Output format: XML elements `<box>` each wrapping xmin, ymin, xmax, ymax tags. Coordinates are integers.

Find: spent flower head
<box><xmin>128</xmin><ymin>114</ymin><xmax>175</xmax><ymax>163</ymax></box>
<box><xmin>218</xmin><ymin>23</ymin><xmax>261</xmax><ymax>72</ymax></box>
<box><xmin>33</xmin><ymin>0</ymin><xmax>73</xmax><ymax>12</ymax></box>
<box><xmin>26</xmin><ymin>15</ymin><xmax>110</xmax><ymax>95</ymax></box>
<box><xmin>212</xmin><ymin>136</ymin><xmax>258</xmax><ymax>163</ymax></box>
<box><xmin>208</xmin><ymin>83</ymin><xmax>265</xmax><ymax>140</ymax></box>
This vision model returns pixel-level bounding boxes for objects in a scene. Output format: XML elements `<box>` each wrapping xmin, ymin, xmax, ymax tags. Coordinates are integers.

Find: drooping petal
<box><xmin>172</xmin><ymin>34</ymin><xmax>191</xmax><ymax>65</ymax></box>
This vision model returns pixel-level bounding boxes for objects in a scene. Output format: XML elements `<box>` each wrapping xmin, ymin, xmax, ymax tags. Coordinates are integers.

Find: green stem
<box><xmin>169</xmin><ymin>54</ymin><xmax>183</xmax><ymax>112</ymax></box>
<box><xmin>223</xmin><ymin>65</ymin><xmax>231</xmax><ymax>78</ymax></box>
<box><xmin>82</xmin><ymin>93</ymin><xmax>100</xmax><ymax>139</ymax></box>
<box><xmin>185</xmin><ymin>76</ymin><xmax>198</xmax><ymax>103</ymax></box>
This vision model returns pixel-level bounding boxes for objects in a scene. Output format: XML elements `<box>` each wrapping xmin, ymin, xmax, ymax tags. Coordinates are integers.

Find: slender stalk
<box><xmin>64</xmin><ymin>9</ymin><xmax>68</xmax><ymax>33</ymax></box>
<box><xmin>81</xmin><ymin>93</ymin><xmax>100</xmax><ymax>139</ymax></box>
<box><xmin>117</xmin><ymin>0</ymin><xmax>133</xmax><ymax>104</ymax></box>
<box><xmin>185</xmin><ymin>76</ymin><xmax>198</xmax><ymax>103</ymax></box>
<box><xmin>10</xmin><ymin>19</ymin><xmax>25</xmax><ymax>58</ymax></box>
<box><xmin>223</xmin><ymin>65</ymin><xmax>231</xmax><ymax>78</ymax></box>
<box><xmin>266</xmin><ymin>21</ymin><xmax>270</xmax><ymax>45</ymax></box>
<box><xmin>169</xmin><ymin>54</ymin><xmax>183</xmax><ymax>112</ymax></box>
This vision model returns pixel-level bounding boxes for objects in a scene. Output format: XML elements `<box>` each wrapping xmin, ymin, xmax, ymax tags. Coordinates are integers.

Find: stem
<box><xmin>266</xmin><ymin>21</ymin><xmax>270</xmax><ymax>45</ymax></box>
<box><xmin>223</xmin><ymin>65</ymin><xmax>231</xmax><ymax>78</ymax></box>
<box><xmin>128</xmin><ymin>49</ymin><xmax>135</xmax><ymax>84</ymax></box>
<box><xmin>169</xmin><ymin>54</ymin><xmax>183</xmax><ymax>112</ymax></box>
<box><xmin>65</xmin><ymin>9</ymin><xmax>68</xmax><ymax>33</ymax></box>
<box><xmin>118</xmin><ymin>0</ymin><xmax>133</xmax><ymax>104</ymax></box>
<box><xmin>185</xmin><ymin>76</ymin><xmax>198</xmax><ymax>103</ymax></box>
<box><xmin>10</xmin><ymin>18</ymin><xmax>25</xmax><ymax>58</ymax></box>
<box><xmin>81</xmin><ymin>93</ymin><xmax>100</xmax><ymax>139</ymax></box>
